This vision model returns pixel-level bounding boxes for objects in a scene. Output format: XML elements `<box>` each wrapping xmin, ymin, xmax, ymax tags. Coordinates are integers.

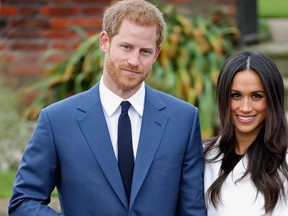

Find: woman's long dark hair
<box><xmin>204</xmin><ymin>50</ymin><xmax>288</xmax><ymax>213</ymax></box>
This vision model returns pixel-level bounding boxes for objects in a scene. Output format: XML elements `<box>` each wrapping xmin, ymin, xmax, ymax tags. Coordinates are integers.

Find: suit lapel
<box><xmin>130</xmin><ymin>86</ymin><xmax>168</xmax><ymax>208</ymax></box>
<box><xmin>76</xmin><ymin>84</ymin><xmax>128</xmax><ymax>208</ymax></box>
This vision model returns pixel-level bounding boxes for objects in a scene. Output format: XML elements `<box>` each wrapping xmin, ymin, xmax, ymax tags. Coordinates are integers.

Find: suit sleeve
<box><xmin>177</xmin><ymin>108</ymin><xmax>207</xmax><ymax>216</ymax></box>
<box><xmin>8</xmin><ymin>110</ymin><xmax>64</xmax><ymax>216</ymax></box>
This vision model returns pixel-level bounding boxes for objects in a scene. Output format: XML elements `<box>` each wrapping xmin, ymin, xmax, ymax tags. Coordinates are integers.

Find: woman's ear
<box><xmin>99</xmin><ymin>31</ymin><xmax>109</xmax><ymax>53</ymax></box>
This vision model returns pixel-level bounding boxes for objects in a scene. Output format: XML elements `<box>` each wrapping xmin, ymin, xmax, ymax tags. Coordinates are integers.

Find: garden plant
<box><xmin>22</xmin><ymin>5</ymin><xmax>239</xmax><ymax>138</ymax></box>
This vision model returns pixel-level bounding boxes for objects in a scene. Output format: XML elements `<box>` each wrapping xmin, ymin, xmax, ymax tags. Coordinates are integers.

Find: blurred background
<box><xmin>1</xmin><ymin>0</ymin><xmax>288</xmax><ymax>214</ymax></box>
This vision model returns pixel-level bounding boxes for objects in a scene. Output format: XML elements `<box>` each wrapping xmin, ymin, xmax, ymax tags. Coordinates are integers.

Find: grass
<box><xmin>258</xmin><ymin>0</ymin><xmax>288</xmax><ymax>18</ymax></box>
<box><xmin>0</xmin><ymin>169</ymin><xmax>58</xmax><ymax>198</ymax></box>
<box><xmin>0</xmin><ymin>78</ymin><xmax>35</xmax><ymax>173</ymax></box>
<box><xmin>0</xmin><ymin>79</ymin><xmax>57</xmax><ymax>198</ymax></box>
<box><xmin>0</xmin><ymin>170</ymin><xmax>16</xmax><ymax>198</ymax></box>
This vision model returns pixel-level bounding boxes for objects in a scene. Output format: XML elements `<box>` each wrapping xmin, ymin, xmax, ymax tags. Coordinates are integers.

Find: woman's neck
<box><xmin>234</xmin><ymin>133</ymin><xmax>258</xmax><ymax>155</ymax></box>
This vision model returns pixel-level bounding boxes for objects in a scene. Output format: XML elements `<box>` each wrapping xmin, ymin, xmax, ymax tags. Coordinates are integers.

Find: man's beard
<box><xmin>105</xmin><ymin>55</ymin><xmax>149</xmax><ymax>91</ymax></box>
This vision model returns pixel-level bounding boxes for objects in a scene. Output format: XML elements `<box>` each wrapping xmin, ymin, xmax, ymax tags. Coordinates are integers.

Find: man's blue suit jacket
<box><xmin>9</xmin><ymin>83</ymin><xmax>207</xmax><ymax>216</ymax></box>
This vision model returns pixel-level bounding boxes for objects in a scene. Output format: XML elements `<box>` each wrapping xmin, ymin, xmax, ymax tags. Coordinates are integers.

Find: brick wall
<box><xmin>0</xmin><ymin>0</ymin><xmax>237</xmax><ymax>87</ymax></box>
<box><xmin>0</xmin><ymin>0</ymin><xmax>109</xmax><ymax>87</ymax></box>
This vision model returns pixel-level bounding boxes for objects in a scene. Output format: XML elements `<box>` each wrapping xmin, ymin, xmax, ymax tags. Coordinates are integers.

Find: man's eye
<box><xmin>141</xmin><ymin>49</ymin><xmax>152</xmax><ymax>55</ymax></box>
<box><xmin>122</xmin><ymin>45</ymin><xmax>130</xmax><ymax>50</ymax></box>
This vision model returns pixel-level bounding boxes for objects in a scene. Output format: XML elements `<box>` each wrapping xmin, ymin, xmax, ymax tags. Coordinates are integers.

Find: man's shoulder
<box><xmin>147</xmin><ymin>86</ymin><xmax>197</xmax><ymax>110</ymax></box>
<box><xmin>44</xmin><ymin>84</ymin><xmax>99</xmax><ymax>112</ymax></box>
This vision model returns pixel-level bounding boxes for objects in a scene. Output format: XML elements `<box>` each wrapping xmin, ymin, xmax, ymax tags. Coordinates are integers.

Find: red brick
<box><xmin>74</xmin><ymin>0</ymin><xmax>110</xmax><ymax>3</ymax></box>
<box><xmin>4</xmin><ymin>53</ymin><xmax>45</xmax><ymax>75</ymax></box>
<box><xmin>54</xmin><ymin>0</ymin><xmax>70</xmax><ymax>3</ymax></box>
<box><xmin>50</xmin><ymin>18</ymin><xmax>71</xmax><ymax>28</ymax></box>
<box><xmin>0</xmin><ymin>6</ymin><xmax>18</xmax><ymax>16</ymax></box>
<box><xmin>41</xmin><ymin>29</ymin><xmax>78</xmax><ymax>39</ymax></box>
<box><xmin>72</xmin><ymin>18</ymin><xmax>102</xmax><ymax>28</ymax></box>
<box><xmin>50</xmin><ymin>40</ymin><xmax>80</xmax><ymax>50</ymax></box>
<box><xmin>81</xmin><ymin>7</ymin><xmax>104</xmax><ymax>15</ymax></box>
<box><xmin>8</xmin><ymin>65</ymin><xmax>44</xmax><ymax>75</ymax></box>
<box><xmin>18</xmin><ymin>7</ymin><xmax>39</xmax><ymax>16</ymax></box>
<box><xmin>9</xmin><ymin>30</ymin><xmax>41</xmax><ymax>39</ymax></box>
<box><xmin>11</xmin><ymin>43</ymin><xmax>47</xmax><ymax>51</ymax></box>
<box><xmin>43</xmin><ymin>53</ymin><xmax>70</xmax><ymax>64</ymax></box>
<box><xmin>11</xmin><ymin>19</ymin><xmax>49</xmax><ymax>28</ymax></box>
<box><xmin>0</xmin><ymin>53</ymin><xmax>17</xmax><ymax>64</ymax></box>
<box><xmin>11</xmin><ymin>53</ymin><xmax>42</xmax><ymax>64</ymax></box>
<box><xmin>85</xmin><ymin>29</ymin><xmax>101</xmax><ymax>36</ymax></box>
<box><xmin>40</xmin><ymin>6</ymin><xmax>80</xmax><ymax>16</ymax></box>
<box><xmin>7</xmin><ymin>0</ymin><xmax>47</xmax><ymax>3</ymax></box>
<box><xmin>0</xmin><ymin>42</ymin><xmax>9</xmax><ymax>51</ymax></box>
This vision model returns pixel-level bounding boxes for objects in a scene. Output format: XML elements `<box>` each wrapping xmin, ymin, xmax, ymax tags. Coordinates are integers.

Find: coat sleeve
<box><xmin>176</xmin><ymin>108</ymin><xmax>207</xmax><ymax>216</ymax></box>
<box><xmin>8</xmin><ymin>110</ymin><xmax>63</xmax><ymax>216</ymax></box>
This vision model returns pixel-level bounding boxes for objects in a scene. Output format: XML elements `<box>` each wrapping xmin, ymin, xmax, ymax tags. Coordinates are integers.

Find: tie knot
<box><xmin>120</xmin><ymin>101</ymin><xmax>131</xmax><ymax>113</ymax></box>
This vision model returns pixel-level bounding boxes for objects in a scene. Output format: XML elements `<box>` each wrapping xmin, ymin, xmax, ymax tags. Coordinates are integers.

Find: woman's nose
<box><xmin>239</xmin><ymin>98</ymin><xmax>252</xmax><ymax>112</ymax></box>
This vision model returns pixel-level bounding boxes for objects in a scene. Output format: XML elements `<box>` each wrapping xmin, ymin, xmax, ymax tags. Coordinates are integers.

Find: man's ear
<box><xmin>99</xmin><ymin>31</ymin><xmax>109</xmax><ymax>53</ymax></box>
<box><xmin>153</xmin><ymin>45</ymin><xmax>162</xmax><ymax>62</ymax></box>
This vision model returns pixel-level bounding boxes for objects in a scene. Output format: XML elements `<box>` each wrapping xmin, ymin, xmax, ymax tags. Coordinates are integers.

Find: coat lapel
<box><xmin>76</xmin><ymin>84</ymin><xmax>128</xmax><ymax>208</ymax></box>
<box><xmin>75</xmin><ymin>84</ymin><xmax>168</xmax><ymax>209</ymax></box>
<box><xmin>130</xmin><ymin>86</ymin><xmax>168</xmax><ymax>208</ymax></box>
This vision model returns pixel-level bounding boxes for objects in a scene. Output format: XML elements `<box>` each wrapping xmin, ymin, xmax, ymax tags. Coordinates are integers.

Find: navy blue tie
<box><xmin>118</xmin><ymin>101</ymin><xmax>134</xmax><ymax>200</ymax></box>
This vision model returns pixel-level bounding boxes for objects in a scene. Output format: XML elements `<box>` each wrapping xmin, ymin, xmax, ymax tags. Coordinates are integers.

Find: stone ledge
<box><xmin>244</xmin><ymin>42</ymin><xmax>288</xmax><ymax>57</ymax></box>
<box><xmin>243</xmin><ymin>42</ymin><xmax>288</xmax><ymax>78</ymax></box>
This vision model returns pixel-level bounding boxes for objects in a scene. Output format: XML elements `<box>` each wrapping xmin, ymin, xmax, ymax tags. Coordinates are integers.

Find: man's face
<box><xmin>100</xmin><ymin>19</ymin><xmax>161</xmax><ymax>98</ymax></box>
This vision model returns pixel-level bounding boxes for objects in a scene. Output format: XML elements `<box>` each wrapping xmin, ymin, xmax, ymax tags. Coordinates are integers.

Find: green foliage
<box><xmin>258</xmin><ymin>0</ymin><xmax>288</xmax><ymax>18</ymax></box>
<box><xmin>22</xmin><ymin>5</ymin><xmax>238</xmax><ymax>138</ymax></box>
<box><xmin>149</xmin><ymin>6</ymin><xmax>239</xmax><ymax>137</ymax></box>
<box><xmin>0</xmin><ymin>169</ymin><xmax>16</xmax><ymax>198</ymax></box>
<box><xmin>0</xmin><ymin>77</ymin><xmax>35</xmax><ymax>171</ymax></box>
<box><xmin>0</xmin><ymin>169</ymin><xmax>58</xmax><ymax>198</ymax></box>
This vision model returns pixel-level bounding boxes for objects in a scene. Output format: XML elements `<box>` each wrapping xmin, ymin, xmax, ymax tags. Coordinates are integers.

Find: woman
<box><xmin>204</xmin><ymin>50</ymin><xmax>288</xmax><ymax>216</ymax></box>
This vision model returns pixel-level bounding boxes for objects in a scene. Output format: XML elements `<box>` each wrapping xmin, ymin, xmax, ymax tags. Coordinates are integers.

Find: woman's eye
<box><xmin>230</xmin><ymin>92</ymin><xmax>240</xmax><ymax>98</ymax></box>
<box><xmin>252</xmin><ymin>94</ymin><xmax>263</xmax><ymax>100</ymax></box>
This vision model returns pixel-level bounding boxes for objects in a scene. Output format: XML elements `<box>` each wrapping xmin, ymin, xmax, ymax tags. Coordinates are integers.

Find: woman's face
<box><xmin>230</xmin><ymin>70</ymin><xmax>267</xmax><ymax>141</ymax></box>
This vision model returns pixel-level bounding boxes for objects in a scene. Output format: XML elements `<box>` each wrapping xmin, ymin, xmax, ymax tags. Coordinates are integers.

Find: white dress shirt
<box><xmin>99</xmin><ymin>77</ymin><xmax>145</xmax><ymax>160</ymax></box>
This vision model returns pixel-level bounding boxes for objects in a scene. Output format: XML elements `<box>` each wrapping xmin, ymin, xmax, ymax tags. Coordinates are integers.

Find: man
<box><xmin>9</xmin><ymin>0</ymin><xmax>206</xmax><ymax>215</ymax></box>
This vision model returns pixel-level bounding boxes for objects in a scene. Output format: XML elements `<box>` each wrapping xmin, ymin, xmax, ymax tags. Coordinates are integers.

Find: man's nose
<box><xmin>127</xmin><ymin>51</ymin><xmax>140</xmax><ymax>66</ymax></box>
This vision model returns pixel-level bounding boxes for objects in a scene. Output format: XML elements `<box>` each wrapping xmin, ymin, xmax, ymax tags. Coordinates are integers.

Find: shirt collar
<box><xmin>99</xmin><ymin>77</ymin><xmax>145</xmax><ymax>117</ymax></box>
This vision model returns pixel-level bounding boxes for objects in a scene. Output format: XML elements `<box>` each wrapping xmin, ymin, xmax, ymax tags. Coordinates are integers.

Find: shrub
<box><xmin>22</xmin><ymin>5</ymin><xmax>239</xmax><ymax>138</ymax></box>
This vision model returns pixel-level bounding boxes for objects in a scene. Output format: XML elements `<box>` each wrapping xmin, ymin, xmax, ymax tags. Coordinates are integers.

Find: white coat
<box><xmin>204</xmin><ymin>147</ymin><xmax>288</xmax><ymax>216</ymax></box>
